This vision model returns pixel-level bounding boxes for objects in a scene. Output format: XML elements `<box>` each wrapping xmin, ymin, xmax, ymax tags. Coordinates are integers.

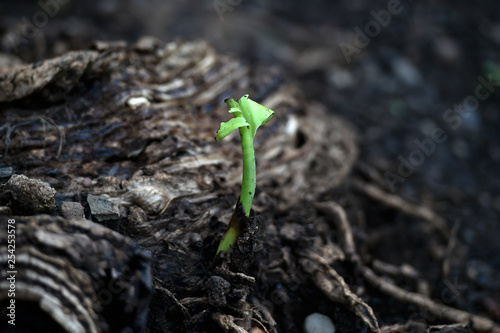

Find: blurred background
<box><xmin>1</xmin><ymin>0</ymin><xmax>500</xmax><ymax>303</ymax></box>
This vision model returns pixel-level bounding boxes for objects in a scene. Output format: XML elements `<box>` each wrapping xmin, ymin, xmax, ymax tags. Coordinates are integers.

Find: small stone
<box><xmin>391</xmin><ymin>57</ymin><xmax>423</xmax><ymax>87</ymax></box>
<box><xmin>304</xmin><ymin>313</ymin><xmax>336</xmax><ymax>333</ymax></box>
<box><xmin>82</xmin><ymin>177</ymin><xmax>93</xmax><ymax>188</ymax></box>
<box><xmin>5</xmin><ymin>174</ymin><xmax>56</xmax><ymax>214</ymax></box>
<box><xmin>135</xmin><ymin>36</ymin><xmax>162</xmax><ymax>51</ymax></box>
<box><xmin>0</xmin><ymin>167</ymin><xmax>13</xmax><ymax>178</ymax></box>
<box><xmin>328</xmin><ymin>66</ymin><xmax>355</xmax><ymax>89</ymax></box>
<box><xmin>127</xmin><ymin>96</ymin><xmax>150</xmax><ymax>109</ymax></box>
<box><xmin>87</xmin><ymin>194</ymin><xmax>120</xmax><ymax>222</ymax></box>
<box><xmin>250</xmin><ymin>328</ymin><xmax>266</xmax><ymax>333</ymax></box>
<box><xmin>0</xmin><ymin>206</ymin><xmax>12</xmax><ymax>215</ymax></box>
<box><xmin>434</xmin><ymin>35</ymin><xmax>461</xmax><ymax>64</ymax></box>
<box><xmin>61</xmin><ymin>202</ymin><xmax>85</xmax><ymax>219</ymax></box>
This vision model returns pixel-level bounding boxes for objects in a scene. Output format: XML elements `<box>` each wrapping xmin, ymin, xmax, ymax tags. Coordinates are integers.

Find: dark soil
<box><xmin>1</xmin><ymin>1</ymin><xmax>500</xmax><ymax>333</ymax></box>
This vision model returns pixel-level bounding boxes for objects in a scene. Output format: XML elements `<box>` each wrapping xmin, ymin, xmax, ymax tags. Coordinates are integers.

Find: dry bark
<box><xmin>0</xmin><ymin>215</ymin><xmax>152</xmax><ymax>333</ymax></box>
<box><xmin>0</xmin><ymin>38</ymin><xmax>358</xmax><ymax>332</ymax></box>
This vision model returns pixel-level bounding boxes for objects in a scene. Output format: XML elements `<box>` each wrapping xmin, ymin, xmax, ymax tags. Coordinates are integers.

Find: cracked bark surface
<box><xmin>0</xmin><ymin>215</ymin><xmax>152</xmax><ymax>333</ymax></box>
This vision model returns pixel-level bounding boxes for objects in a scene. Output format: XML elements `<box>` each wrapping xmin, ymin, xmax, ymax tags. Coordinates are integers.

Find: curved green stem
<box><xmin>215</xmin><ymin>96</ymin><xmax>273</xmax><ymax>256</ymax></box>
<box><xmin>216</xmin><ymin>218</ymin><xmax>241</xmax><ymax>254</ymax></box>
<box><xmin>223</xmin><ymin>97</ymin><xmax>256</xmax><ymax>216</ymax></box>
<box><xmin>238</xmin><ymin>125</ymin><xmax>255</xmax><ymax>217</ymax></box>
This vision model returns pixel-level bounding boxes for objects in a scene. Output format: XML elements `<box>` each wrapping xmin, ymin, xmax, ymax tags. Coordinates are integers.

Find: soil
<box><xmin>0</xmin><ymin>1</ymin><xmax>500</xmax><ymax>333</ymax></box>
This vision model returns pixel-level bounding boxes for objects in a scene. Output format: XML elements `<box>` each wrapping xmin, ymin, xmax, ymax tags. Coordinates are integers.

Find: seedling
<box><xmin>215</xmin><ymin>95</ymin><xmax>274</xmax><ymax>255</ymax></box>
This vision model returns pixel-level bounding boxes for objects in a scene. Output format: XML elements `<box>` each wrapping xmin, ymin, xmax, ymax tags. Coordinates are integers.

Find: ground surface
<box><xmin>0</xmin><ymin>1</ymin><xmax>499</xmax><ymax>333</ymax></box>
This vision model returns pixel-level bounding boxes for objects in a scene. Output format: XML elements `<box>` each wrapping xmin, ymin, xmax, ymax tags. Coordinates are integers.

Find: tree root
<box><xmin>3</xmin><ymin>116</ymin><xmax>65</xmax><ymax>158</ymax></box>
<box><xmin>352</xmin><ymin>179</ymin><xmax>450</xmax><ymax>238</ymax></box>
<box><xmin>360</xmin><ymin>265</ymin><xmax>500</xmax><ymax>333</ymax></box>
<box><xmin>212</xmin><ymin>312</ymin><xmax>249</xmax><ymax>333</ymax></box>
<box><xmin>315</xmin><ymin>200</ymin><xmax>500</xmax><ymax>333</ymax></box>
<box><xmin>154</xmin><ymin>277</ymin><xmax>191</xmax><ymax>320</ymax></box>
<box><xmin>251</xmin><ymin>298</ymin><xmax>278</xmax><ymax>333</ymax></box>
<box><xmin>299</xmin><ymin>250</ymin><xmax>381</xmax><ymax>332</ymax></box>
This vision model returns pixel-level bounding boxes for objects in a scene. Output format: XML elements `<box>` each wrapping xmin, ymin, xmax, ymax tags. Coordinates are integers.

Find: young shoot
<box><xmin>215</xmin><ymin>95</ymin><xmax>274</xmax><ymax>255</ymax></box>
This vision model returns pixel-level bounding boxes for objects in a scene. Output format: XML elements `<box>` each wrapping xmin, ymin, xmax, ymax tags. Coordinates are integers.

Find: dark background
<box><xmin>1</xmin><ymin>0</ymin><xmax>499</xmax><ymax>321</ymax></box>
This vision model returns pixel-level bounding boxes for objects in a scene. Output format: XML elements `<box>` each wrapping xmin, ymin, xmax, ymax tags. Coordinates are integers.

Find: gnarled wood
<box><xmin>0</xmin><ymin>38</ymin><xmax>358</xmax><ymax>332</ymax></box>
<box><xmin>0</xmin><ymin>215</ymin><xmax>152</xmax><ymax>333</ymax></box>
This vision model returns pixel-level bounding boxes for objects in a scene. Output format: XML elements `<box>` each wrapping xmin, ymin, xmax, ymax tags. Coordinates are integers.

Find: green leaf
<box><xmin>215</xmin><ymin>117</ymin><xmax>249</xmax><ymax>141</ymax></box>
<box><xmin>237</xmin><ymin>95</ymin><xmax>275</xmax><ymax>139</ymax></box>
<box><xmin>228</xmin><ymin>107</ymin><xmax>243</xmax><ymax>117</ymax></box>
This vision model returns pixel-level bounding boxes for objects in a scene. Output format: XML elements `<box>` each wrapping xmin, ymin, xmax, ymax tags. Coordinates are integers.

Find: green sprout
<box><xmin>215</xmin><ymin>95</ymin><xmax>274</xmax><ymax>255</ymax></box>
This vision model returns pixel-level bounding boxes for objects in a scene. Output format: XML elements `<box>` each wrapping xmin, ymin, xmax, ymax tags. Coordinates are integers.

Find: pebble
<box><xmin>82</xmin><ymin>177</ymin><xmax>93</xmax><ymax>188</ymax></box>
<box><xmin>304</xmin><ymin>313</ymin><xmax>336</xmax><ymax>333</ymax></box>
<box><xmin>127</xmin><ymin>96</ymin><xmax>150</xmax><ymax>109</ymax></box>
<box><xmin>328</xmin><ymin>66</ymin><xmax>355</xmax><ymax>89</ymax></box>
<box><xmin>434</xmin><ymin>35</ymin><xmax>461</xmax><ymax>64</ymax></box>
<box><xmin>6</xmin><ymin>174</ymin><xmax>56</xmax><ymax>214</ymax></box>
<box><xmin>0</xmin><ymin>206</ymin><xmax>12</xmax><ymax>215</ymax></box>
<box><xmin>391</xmin><ymin>57</ymin><xmax>423</xmax><ymax>87</ymax></box>
<box><xmin>61</xmin><ymin>202</ymin><xmax>85</xmax><ymax>219</ymax></box>
<box><xmin>87</xmin><ymin>194</ymin><xmax>120</xmax><ymax>221</ymax></box>
<box><xmin>250</xmin><ymin>328</ymin><xmax>266</xmax><ymax>333</ymax></box>
<box><xmin>0</xmin><ymin>167</ymin><xmax>13</xmax><ymax>178</ymax></box>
